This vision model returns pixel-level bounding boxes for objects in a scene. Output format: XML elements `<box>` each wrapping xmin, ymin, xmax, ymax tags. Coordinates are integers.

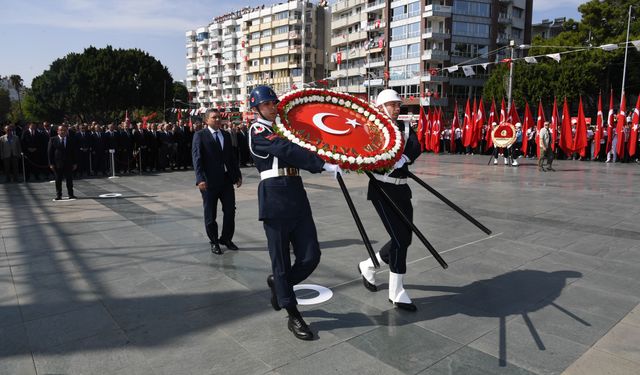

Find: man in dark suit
<box><xmin>21</xmin><ymin>122</ymin><xmax>40</xmax><ymax>181</ymax></box>
<box><xmin>192</xmin><ymin>109</ymin><xmax>242</xmax><ymax>255</ymax></box>
<box><xmin>74</xmin><ymin>124</ymin><xmax>92</xmax><ymax>177</ymax></box>
<box><xmin>48</xmin><ymin>124</ymin><xmax>77</xmax><ymax>200</ymax></box>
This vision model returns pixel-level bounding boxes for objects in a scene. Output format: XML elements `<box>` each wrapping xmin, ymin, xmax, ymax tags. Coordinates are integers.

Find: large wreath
<box><xmin>274</xmin><ymin>88</ymin><xmax>404</xmax><ymax>171</ymax></box>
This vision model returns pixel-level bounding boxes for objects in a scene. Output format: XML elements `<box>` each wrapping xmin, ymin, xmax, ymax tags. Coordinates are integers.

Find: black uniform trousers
<box><xmin>371</xmin><ymin>194</ymin><xmax>413</xmax><ymax>274</ymax></box>
<box><xmin>263</xmin><ymin>214</ymin><xmax>321</xmax><ymax>309</ymax></box>
<box><xmin>54</xmin><ymin>165</ymin><xmax>74</xmax><ymax>197</ymax></box>
<box><xmin>201</xmin><ymin>173</ymin><xmax>235</xmax><ymax>244</ymax></box>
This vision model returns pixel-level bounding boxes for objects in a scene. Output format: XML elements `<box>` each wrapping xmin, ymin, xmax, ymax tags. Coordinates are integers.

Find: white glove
<box><xmin>322</xmin><ymin>163</ymin><xmax>342</xmax><ymax>179</ymax></box>
<box><xmin>393</xmin><ymin>155</ymin><xmax>409</xmax><ymax>170</ymax></box>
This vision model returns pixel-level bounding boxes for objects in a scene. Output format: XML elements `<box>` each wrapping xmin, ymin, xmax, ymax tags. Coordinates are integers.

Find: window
<box><xmin>196</xmin><ymin>32</ymin><xmax>209</xmax><ymax>41</ymax></box>
<box><xmin>407</xmin><ymin>22</ymin><xmax>420</xmax><ymax>38</ymax></box>
<box><xmin>251</xmin><ymin>45</ymin><xmax>260</xmax><ymax>53</ymax></box>
<box><xmin>275</xmin><ymin>25</ymin><xmax>288</xmax><ymax>34</ymax></box>
<box><xmin>275</xmin><ymin>55</ymin><xmax>288</xmax><ymax>63</ymax></box>
<box><xmin>274</xmin><ymin>40</ymin><xmax>288</xmax><ymax>49</ymax></box>
<box><xmin>391</xmin><ymin>25</ymin><xmax>407</xmax><ymax>41</ymax></box>
<box><xmin>262</xmin><ymin>44</ymin><xmax>272</xmax><ymax>51</ymax></box>
<box><xmin>512</xmin><ymin>27</ymin><xmax>522</xmax><ymax>39</ymax></box>
<box><xmin>262</xmin><ymin>29</ymin><xmax>272</xmax><ymax>37</ymax></box>
<box><xmin>451</xmin><ymin>42</ymin><xmax>489</xmax><ymax>58</ymax></box>
<box><xmin>407</xmin><ymin>2</ymin><xmax>420</xmax><ymax>18</ymax></box>
<box><xmin>452</xmin><ymin>22</ymin><xmax>490</xmax><ymax>38</ymax></box>
<box><xmin>251</xmin><ymin>32</ymin><xmax>260</xmax><ymax>40</ymax></box>
<box><xmin>391</xmin><ymin>45</ymin><xmax>407</xmax><ymax>60</ymax></box>
<box><xmin>453</xmin><ymin>1</ymin><xmax>491</xmax><ymax>17</ymax></box>
<box><xmin>291</xmin><ymin>68</ymin><xmax>302</xmax><ymax>76</ymax></box>
<box><xmin>392</xmin><ymin>6</ymin><xmax>406</xmax><ymax>21</ymax></box>
<box><xmin>262</xmin><ymin>57</ymin><xmax>271</xmax><ymax>65</ymax></box>
<box><xmin>275</xmin><ymin>11</ymin><xmax>288</xmax><ymax>20</ymax></box>
<box><xmin>262</xmin><ymin>16</ymin><xmax>272</xmax><ymax>23</ymax></box>
<box><xmin>251</xmin><ymin>60</ymin><xmax>259</xmax><ymax>67</ymax></box>
<box><xmin>407</xmin><ymin>43</ymin><xmax>420</xmax><ymax>59</ymax></box>
<box><xmin>390</xmin><ymin>66</ymin><xmax>406</xmax><ymax>80</ymax></box>
<box><xmin>513</xmin><ymin>7</ymin><xmax>523</xmax><ymax>18</ymax></box>
<box><xmin>406</xmin><ymin>64</ymin><xmax>420</xmax><ymax>78</ymax></box>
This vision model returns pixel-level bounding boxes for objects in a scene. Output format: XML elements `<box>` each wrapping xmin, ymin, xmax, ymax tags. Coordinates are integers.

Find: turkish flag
<box><xmin>593</xmin><ymin>93</ymin><xmax>604</xmax><ymax>158</ymax></box>
<box><xmin>462</xmin><ymin>98</ymin><xmax>472</xmax><ymax>147</ymax></box>
<box><xmin>188</xmin><ymin>117</ymin><xmax>193</xmax><ymax>130</ymax></box>
<box><xmin>486</xmin><ymin>99</ymin><xmax>497</xmax><ymax>151</ymax></box>
<box><xmin>606</xmin><ymin>90</ymin><xmax>615</xmax><ymax>153</ymax></box>
<box><xmin>177</xmin><ymin>108</ymin><xmax>182</xmax><ymax>122</ymax></box>
<box><xmin>451</xmin><ymin>101</ymin><xmax>459</xmax><ymax>153</ymax></box>
<box><xmin>417</xmin><ymin>105</ymin><xmax>427</xmax><ymax>151</ymax></box>
<box><xmin>337</xmin><ymin>52</ymin><xmax>342</xmax><ymax>65</ymax></box>
<box><xmin>425</xmin><ymin>107</ymin><xmax>433</xmax><ymax>151</ymax></box>
<box><xmin>470</xmin><ymin>98</ymin><xmax>477</xmax><ymax>148</ymax></box>
<box><xmin>522</xmin><ymin>101</ymin><xmax>533</xmax><ymax>156</ymax></box>
<box><xmin>629</xmin><ymin>95</ymin><xmax>640</xmax><ymax>157</ymax></box>
<box><xmin>574</xmin><ymin>97</ymin><xmax>588</xmax><ymax>157</ymax></box>
<box><xmin>508</xmin><ymin>101</ymin><xmax>521</xmax><ymax>125</ymax></box>
<box><xmin>616</xmin><ymin>93</ymin><xmax>626</xmax><ymax>158</ymax></box>
<box><xmin>500</xmin><ymin>98</ymin><xmax>506</xmax><ymax>124</ymax></box>
<box><xmin>474</xmin><ymin>99</ymin><xmax>485</xmax><ymax>148</ymax></box>
<box><xmin>431</xmin><ymin>108</ymin><xmax>441</xmax><ymax>153</ymax></box>
<box><xmin>536</xmin><ymin>100</ymin><xmax>546</xmax><ymax>158</ymax></box>
<box><xmin>559</xmin><ymin>97</ymin><xmax>573</xmax><ymax>155</ymax></box>
<box><xmin>550</xmin><ymin>98</ymin><xmax>559</xmax><ymax>151</ymax></box>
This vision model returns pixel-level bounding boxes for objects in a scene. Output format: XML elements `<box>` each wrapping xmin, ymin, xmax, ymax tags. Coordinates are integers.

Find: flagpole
<box><xmin>621</xmin><ymin>5</ymin><xmax>632</xmax><ymax>102</ymax></box>
<box><xmin>506</xmin><ymin>40</ymin><xmax>515</xmax><ymax>113</ymax></box>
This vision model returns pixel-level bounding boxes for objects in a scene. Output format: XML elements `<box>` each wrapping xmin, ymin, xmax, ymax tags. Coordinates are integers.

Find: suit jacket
<box><xmin>0</xmin><ymin>134</ymin><xmax>22</xmax><ymax>159</ymax></box>
<box><xmin>192</xmin><ymin>128</ymin><xmax>241</xmax><ymax>188</ymax></box>
<box><xmin>48</xmin><ymin>136</ymin><xmax>77</xmax><ymax>169</ymax></box>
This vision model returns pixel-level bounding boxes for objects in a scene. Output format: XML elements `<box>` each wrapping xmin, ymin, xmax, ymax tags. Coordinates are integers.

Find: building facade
<box><xmin>328</xmin><ymin>0</ymin><xmax>533</xmax><ymax>110</ymax></box>
<box><xmin>186</xmin><ymin>1</ymin><xmax>329</xmax><ymax>116</ymax></box>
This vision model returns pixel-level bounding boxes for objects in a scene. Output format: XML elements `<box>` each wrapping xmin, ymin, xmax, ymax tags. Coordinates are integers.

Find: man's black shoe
<box><xmin>287</xmin><ymin>315</ymin><xmax>313</xmax><ymax>341</ymax></box>
<box><xmin>267</xmin><ymin>275</ymin><xmax>281</xmax><ymax>311</ymax></box>
<box><xmin>389</xmin><ymin>299</ymin><xmax>418</xmax><ymax>312</ymax></box>
<box><xmin>68</xmin><ymin>195</ymin><xmax>77</xmax><ymax>200</ymax></box>
<box><xmin>210</xmin><ymin>242</ymin><xmax>223</xmax><ymax>255</ymax></box>
<box><xmin>54</xmin><ymin>197</ymin><xmax>62</xmax><ymax>201</ymax></box>
<box><xmin>358</xmin><ymin>265</ymin><xmax>377</xmax><ymax>292</ymax></box>
<box><xmin>547</xmin><ymin>166</ymin><xmax>556</xmax><ymax>171</ymax></box>
<box><xmin>220</xmin><ymin>239</ymin><xmax>239</xmax><ymax>250</ymax></box>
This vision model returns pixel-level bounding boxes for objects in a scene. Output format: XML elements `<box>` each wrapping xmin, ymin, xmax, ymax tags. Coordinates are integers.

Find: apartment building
<box><xmin>329</xmin><ymin>0</ymin><xmax>533</xmax><ymax>109</ymax></box>
<box><xmin>242</xmin><ymin>1</ymin><xmax>330</xmax><ymax>98</ymax></box>
<box><xmin>186</xmin><ymin>10</ymin><xmax>245</xmax><ymax>115</ymax></box>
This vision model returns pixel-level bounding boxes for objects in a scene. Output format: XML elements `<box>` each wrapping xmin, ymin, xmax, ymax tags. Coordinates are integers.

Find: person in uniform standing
<box><xmin>0</xmin><ymin>125</ymin><xmax>22</xmax><ymax>183</ymax></box>
<box><xmin>357</xmin><ymin>89</ymin><xmax>421</xmax><ymax>311</ymax></box>
<box><xmin>248</xmin><ymin>85</ymin><xmax>340</xmax><ymax>340</ymax></box>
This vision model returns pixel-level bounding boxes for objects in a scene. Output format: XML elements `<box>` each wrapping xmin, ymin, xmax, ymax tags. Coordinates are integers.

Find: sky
<box><xmin>0</xmin><ymin>0</ymin><xmax>582</xmax><ymax>88</ymax></box>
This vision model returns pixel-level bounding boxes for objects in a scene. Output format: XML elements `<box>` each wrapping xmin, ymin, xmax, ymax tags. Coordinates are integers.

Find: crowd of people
<box><xmin>0</xmin><ymin>120</ymin><xmax>253</xmax><ymax>183</ymax></box>
<box><xmin>413</xmin><ymin>118</ymin><xmax>640</xmax><ymax>164</ymax></box>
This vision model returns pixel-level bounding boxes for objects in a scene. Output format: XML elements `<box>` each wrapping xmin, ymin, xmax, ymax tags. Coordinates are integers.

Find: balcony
<box><xmin>365</xmin><ymin>20</ymin><xmax>386</xmax><ymax>31</ymax></box>
<box><xmin>366</xmin><ymin>57</ymin><xmax>385</xmax><ymax>68</ymax></box>
<box><xmin>363</xmin><ymin>78</ymin><xmax>384</xmax><ymax>87</ymax></box>
<box><xmin>186</xmin><ymin>41</ymin><xmax>196</xmax><ymax>48</ymax></box>
<box><xmin>186</xmin><ymin>53</ymin><xmax>196</xmax><ymax>59</ymax></box>
<box><xmin>365</xmin><ymin>0</ymin><xmax>385</xmax><ymax>12</ymax></box>
<box><xmin>421</xmin><ymin>49</ymin><xmax>450</xmax><ymax>62</ymax></box>
<box><xmin>420</xmin><ymin>74</ymin><xmax>449</xmax><ymax>83</ymax></box>
<box><xmin>423</xmin><ymin>4</ymin><xmax>452</xmax><ymax>18</ymax></box>
<box><xmin>422</xmin><ymin>28</ymin><xmax>450</xmax><ymax>40</ymax></box>
<box><xmin>222</xmin><ymin>70</ymin><xmax>238</xmax><ymax>77</ymax></box>
<box><xmin>498</xmin><ymin>13</ymin><xmax>511</xmax><ymax>24</ymax></box>
<box><xmin>420</xmin><ymin>97</ymin><xmax>449</xmax><ymax>107</ymax></box>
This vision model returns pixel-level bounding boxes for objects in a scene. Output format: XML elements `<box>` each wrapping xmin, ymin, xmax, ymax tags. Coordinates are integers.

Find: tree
<box><xmin>31</xmin><ymin>46</ymin><xmax>174</xmax><ymax>123</ymax></box>
<box><xmin>0</xmin><ymin>88</ymin><xmax>10</xmax><ymax>122</ymax></box>
<box><xmin>173</xmin><ymin>82</ymin><xmax>188</xmax><ymax>104</ymax></box>
<box><xmin>9</xmin><ymin>74</ymin><xmax>23</xmax><ymax>120</ymax></box>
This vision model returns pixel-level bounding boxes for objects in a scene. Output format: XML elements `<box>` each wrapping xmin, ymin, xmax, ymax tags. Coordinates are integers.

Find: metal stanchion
<box><xmin>108</xmin><ymin>149</ymin><xmax>119</xmax><ymax>179</ymax></box>
<box><xmin>21</xmin><ymin>153</ymin><xmax>26</xmax><ymax>184</ymax></box>
<box><xmin>88</xmin><ymin>150</ymin><xmax>93</xmax><ymax>176</ymax></box>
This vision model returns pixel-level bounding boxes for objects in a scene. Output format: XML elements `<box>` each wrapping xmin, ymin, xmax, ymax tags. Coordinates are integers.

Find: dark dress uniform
<box><xmin>249</xmin><ymin>118</ymin><xmax>325</xmax><ymax>309</ymax></box>
<box><xmin>368</xmin><ymin>120</ymin><xmax>421</xmax><ymax>274</ymax></box>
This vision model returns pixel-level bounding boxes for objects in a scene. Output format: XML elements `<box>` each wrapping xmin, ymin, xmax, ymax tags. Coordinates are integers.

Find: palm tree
<box><xmin>9</xmin><ymin>74</ymin><xmax>23</xmax><ymax>119</ymax></box>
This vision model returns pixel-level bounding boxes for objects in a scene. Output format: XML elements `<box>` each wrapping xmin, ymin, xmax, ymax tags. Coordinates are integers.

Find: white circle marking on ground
<box><xmin>98</xmin><ymin>193</ymin><xmax>123</xmax><ymax>198</ymax></box>
<box><xmin>293</xmin><ymin>284</ymin><xmax>333</xmax><ymax>305</ymax></box>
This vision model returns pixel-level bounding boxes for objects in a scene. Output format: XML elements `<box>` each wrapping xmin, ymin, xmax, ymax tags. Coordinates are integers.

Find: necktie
<box><xmin>213</xmin><ymin>131</ymin><xmax>221</xmax><ymax>148</ymax></box>
<box><xmin>63</xmin><ymin>137</ymin><xmax>66</xmax><ymax>148</ymax></box>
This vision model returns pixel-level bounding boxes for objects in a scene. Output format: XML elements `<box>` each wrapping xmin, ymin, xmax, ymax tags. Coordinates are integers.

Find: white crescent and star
<box><xmin>311</xmin><ymin>113</ymin><xmax>360</xmax><ymax>135</ymax></box>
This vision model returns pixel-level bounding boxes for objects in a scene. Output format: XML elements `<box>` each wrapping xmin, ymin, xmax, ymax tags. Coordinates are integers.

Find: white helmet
<box><xmin>515</xmin><ymin>122</ymin><xmax>522</xmax><ymax>128</ymax></box>
<box><xmin>375</xmin><ymin>89</ymin><xmax>402</xmax><ymax>107</ymax></box>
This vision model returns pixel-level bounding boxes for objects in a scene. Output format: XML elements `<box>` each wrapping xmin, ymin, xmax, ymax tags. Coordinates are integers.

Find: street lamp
<box><xmin>506</xmin><ymin>42</ymin><xmax>530</xmax><ymax>113</ymax></box>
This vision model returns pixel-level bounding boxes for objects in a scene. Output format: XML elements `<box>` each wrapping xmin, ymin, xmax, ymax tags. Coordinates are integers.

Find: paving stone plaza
<box><xmin>1</xmin><ymin>154</ymin><xmax>639</xmax><ymax>375</ymax></box>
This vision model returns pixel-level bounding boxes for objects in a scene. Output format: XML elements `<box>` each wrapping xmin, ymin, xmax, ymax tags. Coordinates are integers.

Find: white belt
<box><xmin>260</xmin><ymin>168</ymin><xmax>300</xmax><ymax>180</ymax></box>
<box><xmin>373</xmin><ymin>173</ymin><xmax>407</xmax><ymax>185</ymax></box>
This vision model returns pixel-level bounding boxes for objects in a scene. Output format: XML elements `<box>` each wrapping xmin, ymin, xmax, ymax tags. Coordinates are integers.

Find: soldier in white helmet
<box><xmin>357</xmin><ymin>89</ymin><xmax>422</xmax><ymax>311</ymax></box>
